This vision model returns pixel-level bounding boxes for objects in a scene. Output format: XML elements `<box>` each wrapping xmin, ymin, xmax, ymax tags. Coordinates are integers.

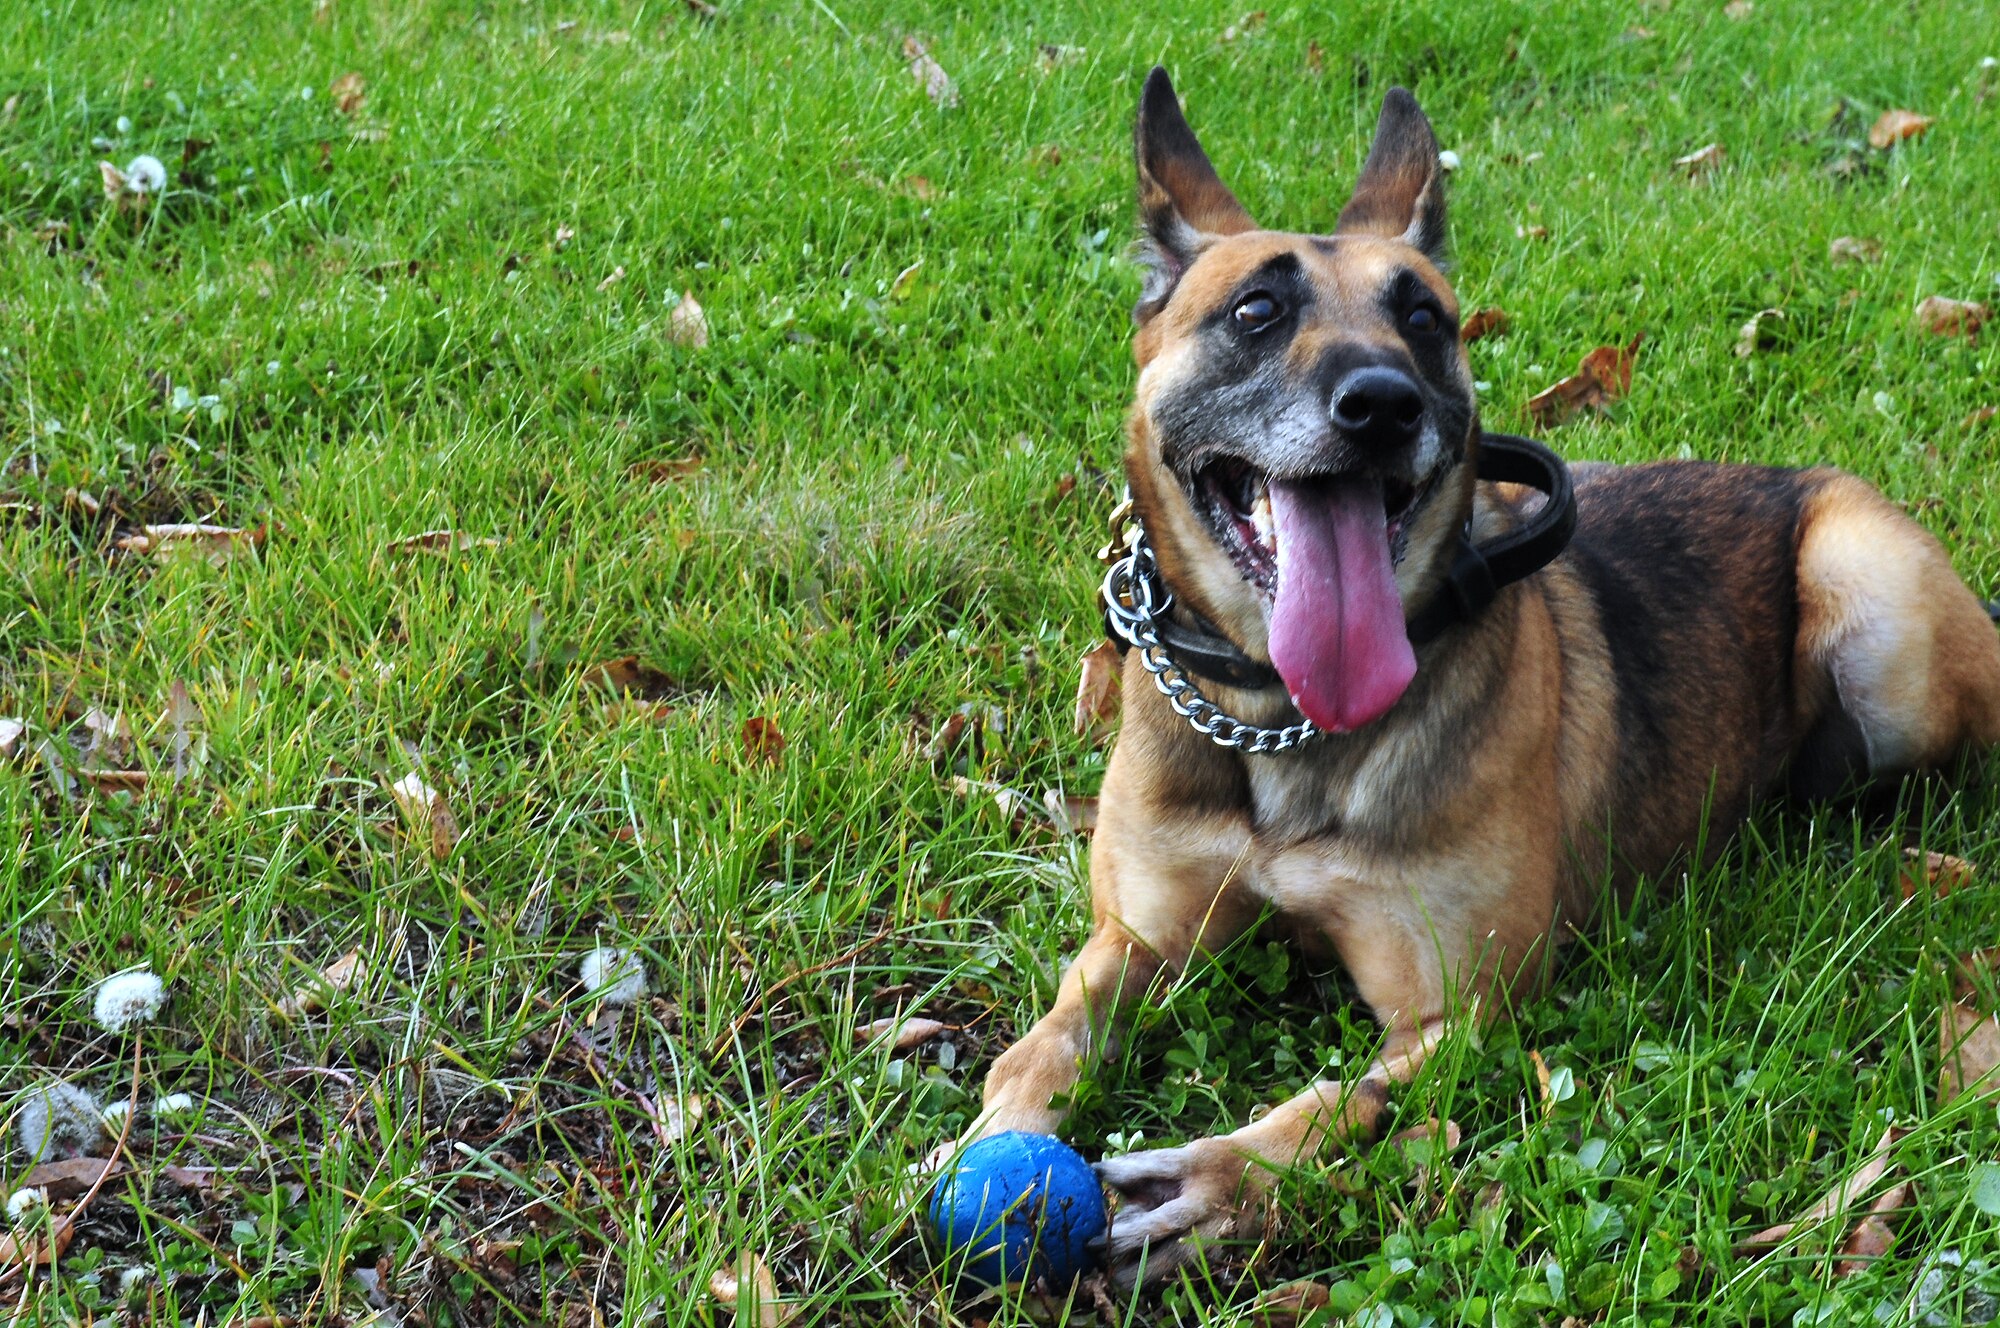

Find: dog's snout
<box><xmin>1329</xmin><ymin>366</ymin><xmax>1424</xmax><ymax>448</ymax></box>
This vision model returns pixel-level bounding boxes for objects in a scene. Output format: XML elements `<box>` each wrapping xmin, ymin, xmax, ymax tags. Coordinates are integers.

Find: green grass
<box><xmin>3</xmin><ymin>0</ymin><xmax>2000</xmax><ymax>1322</ymax></box>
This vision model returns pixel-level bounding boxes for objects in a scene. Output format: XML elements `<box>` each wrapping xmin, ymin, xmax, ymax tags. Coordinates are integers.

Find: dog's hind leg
<box><xmin>1791</xmin><ymin>471</ymin><xmax>2000</xmax><ymax>797</ymax></box>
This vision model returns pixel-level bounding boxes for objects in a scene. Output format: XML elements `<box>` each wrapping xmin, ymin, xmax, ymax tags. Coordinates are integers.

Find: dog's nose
<box><xmin>1329</xmin><ymin>366</ymin><xmax>1425</xmax><ymax>448</ymax></box>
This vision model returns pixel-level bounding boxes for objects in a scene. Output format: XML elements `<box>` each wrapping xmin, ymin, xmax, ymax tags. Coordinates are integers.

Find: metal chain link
<box><xmin>1100</xmin><ymin>516</ymin><xmax>1319</xmax><ymax>754</ymax></box>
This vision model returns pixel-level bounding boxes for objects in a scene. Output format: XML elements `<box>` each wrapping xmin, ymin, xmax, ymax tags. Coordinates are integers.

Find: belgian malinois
<box><xmin>958</xmin><ymin>68</ymin><xmax>2000</xmax><ymax>1286</ymax></box>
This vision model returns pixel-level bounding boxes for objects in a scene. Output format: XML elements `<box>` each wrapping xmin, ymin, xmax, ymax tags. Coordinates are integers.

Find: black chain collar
<box><xmin>1102</xmin><ymin>433</ymin><xmax>1578</xmax><ymax>693</ymax></box>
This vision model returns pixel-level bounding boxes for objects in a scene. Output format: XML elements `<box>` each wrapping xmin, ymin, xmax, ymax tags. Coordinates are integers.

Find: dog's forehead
<box><xmin>1158</xmin><ymin>231</ymin><xmax>1454</xmax><ymax>329</ymax></box>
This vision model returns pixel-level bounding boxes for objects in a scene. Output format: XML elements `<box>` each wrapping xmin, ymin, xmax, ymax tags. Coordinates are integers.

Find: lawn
<box><xmin>4</xmin><ymin>0</ymin><xmax>2000</xmax><ymax>1323</ymax></box>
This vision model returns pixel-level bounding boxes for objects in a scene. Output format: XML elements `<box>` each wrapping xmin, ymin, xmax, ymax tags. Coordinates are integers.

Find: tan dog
<box><xmin>961</xmin><ymin>68</ymin><xmax>2000</xmax><ymax>1287</ymax></box>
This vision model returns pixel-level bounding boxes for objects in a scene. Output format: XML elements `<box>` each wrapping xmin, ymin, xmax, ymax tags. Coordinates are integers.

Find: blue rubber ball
<box><xmin>928</xmin><ymin>1132</ymin><xmax>1108</xmax><ymax>1287</ymax></box>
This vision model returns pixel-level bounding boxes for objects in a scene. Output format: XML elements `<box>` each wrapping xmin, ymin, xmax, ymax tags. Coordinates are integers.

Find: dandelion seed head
<box><xmin>154</xmin><ymin>1092</ymin><xmax>197</xmax><ymax>1116</ymax></box>
<box><xmin>14</xmin><ymin>1081</ymin><xmax>103</xmax><ymax>1163</ymax></box>
<box><xmin>93</xmin><ymin>967</ymin><xmax>167</xmax><ymax>1032</ymax></box>
<box><xmin>100</xmin><ymin>1099</ymin><xmax>132</xmax><ymax>1131</ymax></box>
<box><xmin>5</xmin><ymin>1187</ymin><xmax>47</xmax><ymax>1224</ymax></box>
<box><xmin>123</xmin><ymin>154</ymin><xmax>167</xmax><ymax>195</ymax></box>
<box><xmin>579</xmin><ymin>946</ymin><xmax>647</xmax><ymax>1005</ymax></box>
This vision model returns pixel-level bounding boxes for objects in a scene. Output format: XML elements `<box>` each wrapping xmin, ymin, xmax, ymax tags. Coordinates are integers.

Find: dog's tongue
<box><xmin>1266</xmin><ymin>477</ymin><xmax>1417</xmax><ymax>733</ymax></box>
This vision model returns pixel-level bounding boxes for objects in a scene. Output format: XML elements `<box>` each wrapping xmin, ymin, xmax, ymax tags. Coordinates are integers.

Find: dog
<box><xmin>957</xmin><ymin>68</ymin><xmax>2000</xmax><ymax>1287</ymax></box>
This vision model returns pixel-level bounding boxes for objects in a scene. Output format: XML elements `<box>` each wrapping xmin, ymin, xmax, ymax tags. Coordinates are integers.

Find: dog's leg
<box><xmin>961</xmin><ymin>800</ymin><xmax>1259</xmax><ymax>1147</ymax></box>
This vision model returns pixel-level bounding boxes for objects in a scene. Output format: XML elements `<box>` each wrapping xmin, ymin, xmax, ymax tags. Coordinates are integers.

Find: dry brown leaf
<box><xmin>1828</xmin><ymin>235</ymin><xmax>1883</xmax><ymax>265</ymax></box>
<box><xmin>1461</xmin><ymin>307</ymin><xmax>1510</xmax><ymax>341</ymax></box>
<box><xmin>1042</xmin><ymin>789</ymin><xmax>1099</xmax><ymax>836</ymax></box>
<box><xmin>668</xmin><ymin>292</ymin><xmax>710</xmax><ymax>347</ymax></box>
<box><xmin>900</xmin><ymin>174</ymin><xmax>936</xmax><ymax>200</ymax></box>
<box><xmin>1252</xmin><ymin>1280</ymin><xmax>1332</xmax><ymax>1322</ymax></box>
<box><xmin>951</xmin><ymin>775</ymin><xmax>1035</xmax><ymax>824</ymax></box>
<box><xmin>902</xmin><ymin>37</ymin><xmax>960</xmax><ymax>109</ymax></box>
<box><xmin>1915</xmin><ymin>295</ymin><xmax>1990</xmax><ymax>339</ymax></box>
<box><xmin>1675</xmin><ymin>142</ymin><xmax>1726</xmax><ymax>176</ymax></box>
<box><xmin>385</xmin><ymin>529</ymin><xmax>501</xmax><ymax>555</ymax></box>
<box><xmin>1899</xmin><ymin>848</ymin><xmax>1977</xmax><ymax>900</ymax></box>
<box><xmin>710</xmin><ymin>1252</ymin><xmax>794</xmax><ymax>1326</ymax></box>
<box><xmin>1869</xmin><ymin>109</ymin><xmax>1934</xmax><ymax>150</ymax></box>
<box><xmin>82</xmin><ymin>769</ymin><xmax>149</xmax><ymax>793</ymax></box>
<box><xmin>1529</xmin><ymin>1048</ymin><xmax>1553</xmax><ymax>1102</ymax></box>
<box><xmin>1515</xmin><ymin>223</ymin><xmax>1549</xmax><ymax>241</ymax></box>
<box><xmin>329</xmin><ymin>72</ymin><xmax>366</xmax><ymax>116</ymax></box>
<box><xmin>65</xmin><ymin>487</ymin><xmax>101</xmax><ymax>516</ymax></box>
<box><xmin>0</xmin><ymin>717</ymin><xmax>25</xmax><ymax>759</ymax></box>
<box><xmin>1940</xmin><ymin>1003</ymin><xmax>2000</xmax><ymax>1103</ymax></box>
<box><xmin>740</xmin><ymin>717</ymin><xmax>785</xmax><ymax>764</ymax></box>
<box><xmin>855</xmin><ymin>1015</ymin><xmax>947</xmax><ymax>1050</ymax></box>
<box><xmin>627</xmin><ymin>456</ymin><xmax>703</xmax><ymax>483</ymax></box>
<box><xmin>389</xmin><ymin>773</ymin><xmax>460</xmax><ymax>859</ymax></box>
<box><xmin>596</xmin><ymin>264</ymin><xmax>626</xmax><ymax>292</ymax></box>
<box><xmin>11</xmin><ymin>1158</ymin><xmax>124</xmax><ymax>1202</ymax></box>
<box><xmin>117</xmin><ymin>523</ymin><xmax>259</xmax><ymax>565</ymax></box>
<box><xmin>1220</xmin><ymin>10</ymin><xmax>1267</xmax><ymax>41</ymax></box>
<box><xmin>1737</xmin><ymin>1124</ymin><xmax>1903</xmax><ymax>1252</ymax></box>
<box><xmin>581</xmin><ymin>656</ymin><xmax>678</xmax><ymax>701</ymax></box>
<box><xmin>276</xmin><ymin>949</ymin><xmax>364</xmax><ymax>1019</ymax></box>
<box><xmin>1073</xmin><ymin>641</ymin><xmax>1122</xmax><ymax>739</ymax></box>
<box><xmin>1305</xmin><ymin>40</ymin><xmax>1326</xmax><ymax>75</ymax></box>
<box><xmin>0</xmin><ymin>1215</ymin><xmax>73</xmax><ymax>1269</ymax></box>
<box><xmin>554</xmin><ymin>223</ymin><xmax>576</xmax><ymax>250</ymax></box>
<box><xmin>1526</xmin><ymin>335</ymin><xmax>1644</xmax><ymax>427</ymax></box>
<box><xmin>684</xmin><ymin>0</ymin><xmax>721</xmax><ymax>17</ymax></box>
<box><xmin>1735</xmin><ymin>308</ymin><xmax>1786</xmax><ymax>357</ymax></box>
<box><xmin>1964</xmin><ymin>406</ymin><xmax>1999</xmax><ymax>430</ymax></box>
<box><xmin>1834</xmin><ymin>1180</ymin><xmax>1910</xmax><ymax>1276</ymax></box>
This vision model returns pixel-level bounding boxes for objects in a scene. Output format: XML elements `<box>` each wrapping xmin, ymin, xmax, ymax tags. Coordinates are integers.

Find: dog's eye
<box><xmin>1406</xmin><ymin>305</ymin><xmax>1439</xmax><ymax>333</ymax></box>
<box><xmin>1232</xmin><ymin>293</ymin><xmax>1283</xmax><ymax>331</ymax></box>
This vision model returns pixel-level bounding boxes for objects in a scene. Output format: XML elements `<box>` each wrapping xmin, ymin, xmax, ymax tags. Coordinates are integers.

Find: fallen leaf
<box><xmin>1915</xmin><ymin>296</ymin><xmax>1989</xmax><ymax>339</ymax></box>
<box><xmin>554</xmin><ymin>223</ymin><xmax>576</xmax><ymax>249</ymax></box>
<box><xmin>668</xmin><ymin>292</ymin><xmax>710</xmax><ymax>347</ymax></box>
<box><xmin>1828</xmin><ymin>235</ymin><xmax>1883</xmax><ymax>265</ymax></box>
<box><xmin>1735</xmin><ymin>308</ymin><xmax>1787</xmax><ymax>357</ymax></box>
<box><xmin>1964</xmin><ymin>407</ymin><xmax>1998</xmax><ymax>430</ymax></box>
<box><xmin>1220</xmin><ymin>10</ymin><xmax>1267</xmax><ymax>41</ymax></box>
<box><xmin>684</xmin><ymin>0</ymin><xmax>721</xmax><ymax>17</ymax></box>
<box><xmin>1941</xmin><ymin>950</ymin><xmax>2000</xmax><ymax>1102</ymax></box>
<box><xmin>855</xmin><ymin>1015</ymin><xmax>947</xmax><ymax>1050</ymax></box>
<box><xmin>117</xmin><ymin>523</ymin><xmax>259</xmax><ymax>565</ymax></box>
<box><xmin>1900</xmin><ymin>849</ymin><xmax>1977</xmax><ymax>900</ymax></box>
<box><xmin>1723</xmin><ymin>0</ymin><xmax>1752</xmax><ymax>17</ymax></box>
<box><xmin>385</xmin><ymin>529</ymin><xmax>501</xmax><ymax>555</ymax></box>
<box><xmin>887</xmin><ymin>260</ymin><xmax>924</xmax><ymax>301</ymax></box>
<box><xmin>0</xmin><ymin>1215</ymin><xmax>73</xmax><ymax>1269</ymax></box>
<box><xmin>1738</xmin><ymin>1125</ymin><xmax>1903</xmax><ymax>1252</ymax></box>
<box><xmin>740</xmin><ymin>717</ymin><xmax>785</xmax><ymax>764</ymax></box>
<box><xmin>1461</xmin><ymin>307</ymin><xmax>1510</xmax><ymax>341</ymax></box>
<box><xmin>11</xmin><ymin>1157</ymin><xmax>124</xmax><ymax>1202</ymax></box>
<box><xmin>1073</xmin><ymin>641</ymin><xmax>1122</xmax><ymax>739</ymax></box>
<box><xmin>917</xmin><ymin>709</ymin><xmax>975</xmax><ymax>765</ymax></box>
<box><xmin>902</xmin><ymin>37</ymin><xmax>959</xmax><ymax>109</ymax></box>
<box><xmin>329</xmin><ymin>72</ymin><xmax>366</xmax><ymax>115</ymax></box>
<box><xmin>596</xmin><ymin>265</ymin><xmax>626</xmax><ymax>292</ymax></box>
<box><xmin>1529</xmin><ymin>1048</ymin><xmax>1552</xmax><ymax>1102</ymax></box>
<box><xmin>710</xmin><ymin>1251</ymin><xmax>794</xmax><ymax>1326</ymax></box>
<box><xmin>662</xmin><ymin>1095</ymin><xmax>703</xmax><ymax>1142</ymax></box>
<box><xmin>627</xmin><ymin>456</ymin><xmax>703</xmax><ymax>483</ymax></box>
<box><xmin>81</xmin><ymin>769</ymin><xmax>149</xmax><ymax>794</ymax></box>
<box><xmin>1305</xmin><ymin>40</ymin><xmax>1325</xmax><ymax>74</ymax></box>
<box><xmin>1869</xmin><ymin>109</ymin><xmax>1934</xmax><ymax>150</ymax></box>
<box><xmin>900</xmin><ymin>174</ymin><xmax>936</xmax><ymax>200</ymax></box>
<box><xmin>388</xmin><ymin>773</ymin><xmax>460</xmax><ymax>859</ymax></box>
<box><xmin>275</xmin><ymin>949</ymin><xmax>364</xmax><ymax>1019</ymax></box>
<box><xmin>581</xmin><ymin>657</ymin><xmax>679</xmax><ymax>700</ymax></box>
<box><xmin>1526</xmin><ymin>335</ymin><xmax>1644</xmax><ymax>427</ymax></box>
<box><xmin>1252</xmin><ymin>1280</ymin><xmax>1331</xmax><ymax>1323</ymax></box>
<box><xmin>65</xmin><ymin>487</ymin><xmax>102</xmax><ymax>517</ymax></box>
<box><xmin>1675</xmin><ymin>142</ymin><xmax>1726</xmax><ymax>176</ymax></box>
<box><xmin>1835</xmin><ymin>1180</ymin><xmax>1910</xmax><ymax>1276</ymax></box>
<box><xmin>1515</xmin><ymin>223</ymin><xmax>1549</xmax><ymax>241</ymax></box>
<box><xmin>951</xmin><ymin>775</ymin><xmax>1035</xmax><ymax>825</ymax></box>
<box><xmin>0</xmin><ymin>717</ymin><xmax>25</xmax><ymax>759</ymax></box>
<box><xmin>1042</xmin><ymin>789</ymin><xmax>1099</xmax><ymax>836</ymax></box>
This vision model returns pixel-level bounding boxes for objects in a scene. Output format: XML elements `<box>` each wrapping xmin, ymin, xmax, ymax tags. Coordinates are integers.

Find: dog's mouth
<box><xmin>1192</xmin><ymin>457</ymin><xmax>1429</xmax><ymax>733</ymax></box>
<box><xmin>1197</xmin><ymin>459</ymin><xmax>1426</xmax><ymax>592</ymax></box>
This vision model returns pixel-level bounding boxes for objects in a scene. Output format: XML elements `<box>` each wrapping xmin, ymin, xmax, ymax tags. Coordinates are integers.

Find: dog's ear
<box><xmin>1335</xmin><ymin>87</ymin><xmax>1446</xmax><ymax>260</ymax></box>
<box><xmin>1133</xmin><ymin>67</ymin><xmax>1255</xmax><ymax>320</ymax></box>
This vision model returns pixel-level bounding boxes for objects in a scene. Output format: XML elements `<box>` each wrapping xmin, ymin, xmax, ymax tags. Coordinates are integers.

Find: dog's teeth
<box><xmin>1250</xmin><ymin>488</ymin><xmax>1276</xmax><ymax>554</ymax></box>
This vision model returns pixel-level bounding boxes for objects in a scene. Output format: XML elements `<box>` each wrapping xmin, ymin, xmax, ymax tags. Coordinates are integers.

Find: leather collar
<box><xmin>1105</xmin><ymin>432</ymin><xmax>1578</xmax><ymax>690</ymax></box>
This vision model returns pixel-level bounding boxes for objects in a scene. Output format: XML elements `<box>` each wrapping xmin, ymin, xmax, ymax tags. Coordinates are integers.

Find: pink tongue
<box><xmin>1266</xmin><ymin>478</ymin><xmax>1417</xmax><ymax>733</ymax></box>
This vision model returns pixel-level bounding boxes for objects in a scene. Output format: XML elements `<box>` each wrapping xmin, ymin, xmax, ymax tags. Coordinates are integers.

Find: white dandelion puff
<box><xmin>100</xmin><ymin>1099</ymin><xmax>133</xmax><ymax>1132</ymax></box>
<box><xmin>118</xmin><ymin>1265</ymin><xmax>153</xmax><ymax>1297</ymax></box>
<box><xmin>94</xmin><ymin>967</ymin><xmax>167</xmax><ymax>1032</ymax></box>
<box><xmin>123</xmin><ymin>154</ymin><xmax>167</xmax><ymax>195</ymax></box>
<box><xmin>5</xmin><ymin>1187</ymin><xmax>47</xmax><ymax>1224</ymax></box>
<box><xmin>153</xmin><ymin>1092</ymin><xmax>197</xmax><ymax>1117</ymax></box>
<box><xmin>1437</xmin><ymin>149</ymin><xmax>1462</xmax><ymax>172</ymax></box>
<box><xmin>579</xmin><ymin>946</ymin><xmax>647</xmax><ymax>1005</ymax></box>
<box><xmin>14</xmin><ymin>1081</ymin><xmax>103</xmax><ymax>1163</ymax></box>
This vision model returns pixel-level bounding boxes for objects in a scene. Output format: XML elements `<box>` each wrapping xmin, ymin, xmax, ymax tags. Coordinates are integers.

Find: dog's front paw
<box><xmin>1091</xmin><ymin>1137</ymin><xmax>1267</xmax><ymax>1287</ymax></box>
